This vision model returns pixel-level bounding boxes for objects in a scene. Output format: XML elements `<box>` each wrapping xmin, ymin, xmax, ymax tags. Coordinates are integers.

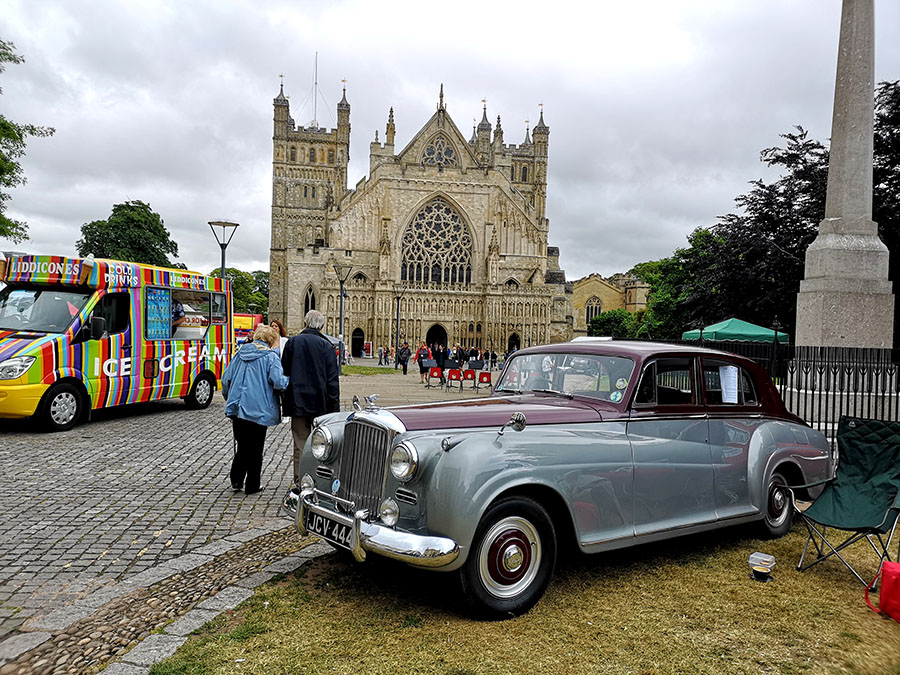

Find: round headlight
<box><xmin>379</xmin><ymin>498</ymin><xmax>399</xmax><ymax>527</ymax></box>
<box><xmin>310</xmin><ymin>426</ymin><xmax>333</xmax><ymax>461</ymax></box>
<box><xmin>390</xmin><ymin>441</ymin><xmax>418</xmax><ymax>482</ymax></box>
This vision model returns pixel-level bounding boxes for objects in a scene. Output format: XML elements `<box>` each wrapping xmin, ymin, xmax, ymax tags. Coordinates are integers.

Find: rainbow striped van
<box><xmin>0</xmin><ymin>254</ymin><xmax>233</xmax><ymax>431</ymax></box>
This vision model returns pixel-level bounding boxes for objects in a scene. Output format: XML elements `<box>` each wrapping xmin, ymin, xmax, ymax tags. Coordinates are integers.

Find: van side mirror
<box><xmin>90</xmin><ymin>316</ymin><xmax>106</xmax><ymax>340</ymax></box>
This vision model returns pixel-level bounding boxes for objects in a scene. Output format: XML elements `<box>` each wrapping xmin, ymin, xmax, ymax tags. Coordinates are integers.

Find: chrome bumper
<box><xmin>281</xmin><ymin>487</ymin><xmax>459</xmax><ymax>568</ymax></box>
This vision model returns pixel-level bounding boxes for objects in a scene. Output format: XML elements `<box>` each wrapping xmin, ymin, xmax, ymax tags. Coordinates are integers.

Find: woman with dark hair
<box><xmin>270</xmin><ymin>318</ymin><xmax>288</xmax><ymax>354</ymax></box>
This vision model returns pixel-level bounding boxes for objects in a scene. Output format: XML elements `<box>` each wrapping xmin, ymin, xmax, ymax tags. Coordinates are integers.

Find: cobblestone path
<box><xmin>0</xmin><ymin>366</ymin><xmax>491</xmax><ymax>670</ymax></box>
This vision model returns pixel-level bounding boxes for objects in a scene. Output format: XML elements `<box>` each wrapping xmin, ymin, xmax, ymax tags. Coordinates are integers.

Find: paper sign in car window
<box><xmin>720</xmin><ymin>365</ymin><xmax>739</xmax><ymax>404</ymax></box>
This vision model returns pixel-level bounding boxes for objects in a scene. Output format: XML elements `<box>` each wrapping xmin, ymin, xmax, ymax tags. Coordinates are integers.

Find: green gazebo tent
<box><xmin>681</xmin><ymin>318</ymin><xmax>789</xmax><ymax>343</ymax></box>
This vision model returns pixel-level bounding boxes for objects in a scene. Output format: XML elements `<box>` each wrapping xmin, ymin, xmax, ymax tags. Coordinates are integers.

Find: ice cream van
<box><xmin>0</xmin><ymin>254</ymin><xmax>233</xmax><ymax>431</ymax></box>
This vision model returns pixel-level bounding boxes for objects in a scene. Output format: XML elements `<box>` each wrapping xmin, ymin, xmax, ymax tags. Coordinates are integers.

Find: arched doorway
<box><xmin>425</xmin><ymin>323</ymin><xmax>448</xmax><ymax>350</ymax></box>
<box><xmin>351</xmin><ymin>328</ymin><xmax>365</xmax><ymax>358</ymax></box>
<box><xmin>507</xmin><ymin>333</ymin><xmax>520</xmax><ymax>354</ymax></box>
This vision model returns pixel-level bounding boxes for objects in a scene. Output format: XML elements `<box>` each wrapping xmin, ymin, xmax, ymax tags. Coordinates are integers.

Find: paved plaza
<box><xmin>0</xmin><ymin>363</ymin><xmax>491</xmax><ymax>672</ymax></box>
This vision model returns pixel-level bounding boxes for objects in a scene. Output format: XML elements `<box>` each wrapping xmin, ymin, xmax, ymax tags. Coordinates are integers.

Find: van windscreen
<box><xmin>0</xmin><ymin>285</ymin><xmax>92</xmax><ymax>333</ymax></box>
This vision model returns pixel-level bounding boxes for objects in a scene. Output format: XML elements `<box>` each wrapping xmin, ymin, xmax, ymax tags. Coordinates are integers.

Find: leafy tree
<box><xmin>212</xmin><ymin>267</ymin><xmax>268</xmax><ymax>317</ymax></box>
<box><xmin>589</xmin><ymin>309</ymin><xmax>634</xmax><ymax>338</ymax></box>
<box><xmin>634</xmin><ymin>81</ymin><xmax>900</xmax><ymax>341</ymax></box>
<box><xmin>251</xmin><ymin>270</ymin><xmax>269</xmax><ymax>298</ymax></box>
<box><xmin>0</xmin><ymin>40</ymin><xmax>55</xmax><ymax>243</ymax></box>
<box><xmin>76</xmin><ymin>200</ymin><xmax>181</xmax><ymax>267</ymax></box>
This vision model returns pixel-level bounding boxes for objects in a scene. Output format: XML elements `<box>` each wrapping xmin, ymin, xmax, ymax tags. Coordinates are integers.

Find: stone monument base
<box><xmin>795</xmin><ymin>278</ymin><xmax>894</xmax><ymax>348</ymax></box>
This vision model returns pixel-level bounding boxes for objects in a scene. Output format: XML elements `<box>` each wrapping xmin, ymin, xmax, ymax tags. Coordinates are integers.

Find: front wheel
<box><xmin>458</xmin><ymin>496</ymin><xmax>556</xmax><ymax>619</ymax></box>
<box><xmin>185</xmin><ymin>373</ymin><xmax>215</xmax><ymax>409</ymax></box>
<box><xmin>759</xmin><ymin>470</ymin><xmax>792</xmax><ymax>539</ymax></box>
<box><xmin>39</xmin><ymin>383</ymin><xmax>83</xmax><ymax>432</ymax></box>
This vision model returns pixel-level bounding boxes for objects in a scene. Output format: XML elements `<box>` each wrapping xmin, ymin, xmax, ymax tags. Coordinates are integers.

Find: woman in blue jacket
<box><xmin>222</xmin><ymin>324</ymin><xmax>290</xmax><ymax>494</ymax></box>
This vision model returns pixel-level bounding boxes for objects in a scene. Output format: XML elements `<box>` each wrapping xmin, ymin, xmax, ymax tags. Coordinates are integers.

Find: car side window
<box><xmin>634</xmin><ymin>358</ymin><xmax>696</xmax><ymax>406</ymax></box>
<box><xmin>702</xmin><ymin>360</ymin><xmax>759</xmax><ymax>406</ymax></box>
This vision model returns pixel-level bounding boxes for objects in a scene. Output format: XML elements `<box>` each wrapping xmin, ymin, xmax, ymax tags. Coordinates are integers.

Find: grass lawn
<box><xmin>150</xmin><ymin>524</ymin><xmax>899</xmax><ymax>674</ymax></box>
<box><xmin>340</xmin><ymin>365</ymin><xmax>399</xmax><ymax>376</ymax></box>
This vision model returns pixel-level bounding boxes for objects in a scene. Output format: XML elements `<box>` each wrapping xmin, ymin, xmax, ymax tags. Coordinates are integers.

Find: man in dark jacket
<box><xmin>281</xmin><ymin>310</ymin><xmax>340</xmax><ymax>486</ymax></box>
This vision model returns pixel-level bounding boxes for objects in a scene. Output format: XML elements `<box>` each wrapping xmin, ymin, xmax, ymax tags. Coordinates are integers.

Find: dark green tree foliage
<box><xmin>588</xmin><ymin>309</ymin><xmax>634</xmax><ymax>338</ymax></box>
<box><xmin>0</xmin><ymin>40</ymin><xmax>55</xmax><ymax>243</ymax></box>
<box><xmin>212</xmin><ymin>267</ymin><xmax>268</xmax><ymax>317</ymax></box>
<box><xmin>76</xmin><ymin>200</ymin><xmax>181</xmax><ymax>267</ymax></box>
<box><xmin>637</xmin><ymin>81</ymin><xmax>899</xmax><ymax>340</ymax></box>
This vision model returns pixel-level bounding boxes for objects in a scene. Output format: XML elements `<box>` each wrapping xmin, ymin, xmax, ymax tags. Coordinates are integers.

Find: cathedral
<box><xmin>268</xmin><ymin>83</ymin><xmax>575</xmax><ymax>357</ymax></box>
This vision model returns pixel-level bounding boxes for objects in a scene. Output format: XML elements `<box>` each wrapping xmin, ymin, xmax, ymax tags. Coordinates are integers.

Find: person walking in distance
<box><xmin>281</xmin><ymin>310</ymin><xmax>340</xmax><ymax>487</ymax></box>
<box><xmin>221</xmin><ymin>324</ymin><xmax>289</xmax><ymax>495</ymax></box>
<box><xmin>398</xmin><ymin>341</ymin><xmax>412</xmax><ymax>375</ymax></box>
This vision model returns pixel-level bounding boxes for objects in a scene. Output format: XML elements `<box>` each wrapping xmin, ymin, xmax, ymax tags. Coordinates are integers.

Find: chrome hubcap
<box><xmin>478</xmin><ymin>516</ymin><xmax>541</xmax><ymax>599</ymax></box>
<box><xmin>767</xmin><ymin>479</ymin><xmax>789</xmax><ymax>527</ymax></box>
<box><xmin>502</xmin><ymin>545</ymin><xmax>524</xmax><ymax>573</ymax></box>
<box><xmin>50</xmin><ymin>392</ymin><xmax>77</xmax><ymax>426</ymax></box>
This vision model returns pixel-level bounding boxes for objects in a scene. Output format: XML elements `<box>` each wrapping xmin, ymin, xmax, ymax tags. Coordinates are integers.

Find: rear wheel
<box><xmin>39</xmin><ymin>383</ymin><xmax>83</xmax><ymax>432</ymax></box>
<box><xmin>185</xmin><ymin>373</ymin><xmax>215</xmax><ymax>409</ymax></box>
<box><xmin>760</xmin><ymin>470</ymin><xmax>792</xmax><ymax>538</ymax></box>
<box><xmin>458</xmin><ymin>496</ymin><xmax>556</xmax><ymax>619</ymax></box>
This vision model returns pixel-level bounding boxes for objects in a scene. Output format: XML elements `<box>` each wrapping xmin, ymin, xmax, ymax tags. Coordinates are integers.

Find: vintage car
<box><xmin>282</xmin><ymin>341</ymin><xmax>833</xmax><ymax>618</ymax></box>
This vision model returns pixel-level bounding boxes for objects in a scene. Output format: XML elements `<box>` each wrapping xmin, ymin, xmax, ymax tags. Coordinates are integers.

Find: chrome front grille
<box><xmin>338</xmin><ymin>420</ymin><xmax>393</xmax><ymax>516</ymax></box>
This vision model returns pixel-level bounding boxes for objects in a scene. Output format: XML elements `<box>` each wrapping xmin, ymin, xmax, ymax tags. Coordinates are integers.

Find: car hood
<box><xmin>389</xmin><ymin>394</ymin><xmax>605</xmax><ymax>431</ymax></box>
<box><xmin>0</xmin><ymin>331</ymin><xmax>54</xmax><ymax>361</ymax></box>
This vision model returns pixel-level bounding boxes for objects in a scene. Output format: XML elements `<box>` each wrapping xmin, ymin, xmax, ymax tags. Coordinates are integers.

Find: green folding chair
<box><xmin>792</xmin><ymin>416</ymin><xmax>900</xmax><ymax>587</ymax></box>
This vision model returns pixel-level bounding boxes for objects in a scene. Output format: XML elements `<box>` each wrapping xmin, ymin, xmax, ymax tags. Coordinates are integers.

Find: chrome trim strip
<box><xmin>286</xmin><ymin>487</ymin><xmax>458</xmax><ymax>568</ymax></box>
<box><xmin>346</xmin><ymin>408</ymin><xmax>407</xmax><ymax>434</ymax></box>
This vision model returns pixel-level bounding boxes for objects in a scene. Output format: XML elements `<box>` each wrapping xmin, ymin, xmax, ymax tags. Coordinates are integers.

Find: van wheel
<box><xmin>185</xmin><ymin>373</ymin><xmax>215</xmax><ymax>409</ymax></box>
<box><xmin>39</xmin><ymin>383</ymin><xmax>83</xmax><ymax>432</ymax></box>
<box><xmin>458</xmin><ymin>496</ymin><xmax>556</xmax><ymax>619</ymax></box>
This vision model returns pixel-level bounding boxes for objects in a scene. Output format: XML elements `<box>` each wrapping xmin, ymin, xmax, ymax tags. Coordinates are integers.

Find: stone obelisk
<box><xmin>795</xmin><ymin>0</ymin><xmax>893</xmax><ymax>348</ymax></box>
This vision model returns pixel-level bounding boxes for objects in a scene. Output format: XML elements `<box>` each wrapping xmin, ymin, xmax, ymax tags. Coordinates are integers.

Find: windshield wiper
<box><xmin>531</xmin><ymin>388</ymin><xmax>574</xmax><ymax>399</ymax></box>
<box><xmin>495</xmin><ymin>387</ymin><xmax>523</xmax><ymax>395</ymax></box>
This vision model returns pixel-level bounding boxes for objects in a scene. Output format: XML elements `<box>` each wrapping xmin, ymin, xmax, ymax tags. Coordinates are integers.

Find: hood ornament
<box><xmin>353</xmin><ymin>394</ymin><xmax>380</xmax><ymax>411</ymax></box>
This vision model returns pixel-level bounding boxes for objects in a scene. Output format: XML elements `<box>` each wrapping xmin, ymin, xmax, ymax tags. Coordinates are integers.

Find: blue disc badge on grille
<box><xmin>331</xmin><ymin>479</ymin><xmax>340</xmax><ymax>494</ymax></box>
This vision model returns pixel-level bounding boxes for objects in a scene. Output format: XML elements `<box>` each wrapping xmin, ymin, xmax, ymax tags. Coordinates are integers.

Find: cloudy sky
<box><xmin>3</xmin><ymin>0</ymin><xmax>900</xmax><ymax>280</ymax></box>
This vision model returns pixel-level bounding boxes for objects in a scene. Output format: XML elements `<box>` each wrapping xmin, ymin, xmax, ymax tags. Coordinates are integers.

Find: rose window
<box><xmin>401</xmin><ymin>198</ymin><xmax>472</xmax><ymax>286</ymax></box>
<box><xmin>421</xmin><ymin>135</ymin><xmax>457</xmax><ymax>168</ymax></box>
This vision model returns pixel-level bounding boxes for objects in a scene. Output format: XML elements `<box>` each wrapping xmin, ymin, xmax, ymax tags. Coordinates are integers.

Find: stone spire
<box><xmin>493</xmin><ymin>115</ymin><xmax>504</xmax><ymax>145</ymax></box>
<box><xmin>478</xmin><ymin>104</ymin><xmax>492</xmax><ymax>132</ymax></box>
<box><xmin>533</xmin><ymin>108</ymin><xmax>549</xmax><ymax>134</ymax></box>
<box><xmin>274</xmin><ymin>82</ymin><xmax>289</xmax><ymax>106</ymax></box>
<box><xmin>386</xmin><ymin>107</ymin><xmax>395</xmax><ymax>146</ymax></box>
<box><xmin>337</xmin><ymin>84</ymin><xmax>350</xmax><ymax>111</ymax></box>
<box><xmin>522</xmin><ymin>121</ymin><xmax>532</xmax><ymax>146</ymax></box>
<box><xmin>795</xmin><ymin>0</ymin><xmax>893</xmax><ymax>347</ymax></box>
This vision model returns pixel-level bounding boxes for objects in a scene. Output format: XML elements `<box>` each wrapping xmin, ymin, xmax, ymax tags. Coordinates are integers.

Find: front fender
<box><xmin>424</xmin><ymin>428</ymin><xmax>578</xmax><ymax>571</ymax></box>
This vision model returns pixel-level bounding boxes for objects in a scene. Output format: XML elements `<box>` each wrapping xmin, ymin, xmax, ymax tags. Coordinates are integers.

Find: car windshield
<box><xmin>496</xmin><ymin>352</ymin><xmax>636</xmax><ymax>403</ymax></box>
<box><xmin>0</xmin><ymin>285</ymin><xmax>92</xmax><ymax>333</ymax></box>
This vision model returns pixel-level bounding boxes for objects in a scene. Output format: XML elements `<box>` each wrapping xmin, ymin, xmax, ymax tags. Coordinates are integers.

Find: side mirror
<box><xmin>90</xmin><ymin>316</ymin><xmax>106</xmax><ymax>340</ymax></box>
<box><xmin>498</xmin><ymin>411</ymin><xmax>527</xmax><ymax>436</ymax></box>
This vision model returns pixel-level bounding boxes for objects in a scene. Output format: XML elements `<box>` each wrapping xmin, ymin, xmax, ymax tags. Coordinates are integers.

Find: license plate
<box><xmin>304</xmin><ymin>509</ymin><xmax>353</xmax><ymax>549</ymax></box>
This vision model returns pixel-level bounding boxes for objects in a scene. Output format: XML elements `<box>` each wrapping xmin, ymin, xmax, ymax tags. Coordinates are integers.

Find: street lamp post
<box><xmin>393</xmin><ymin>283</ymin><xmax>406</xmax><ymax>370</ymax></box>
<box><xmin>208</xmin><ymin>221</ymin><xmax>240</xmax><ymax>279</ymax></box>
<box><xmin>333</xmin><ymin>264</ymin><xmax>353</xmax><ymax>374</ymax></box>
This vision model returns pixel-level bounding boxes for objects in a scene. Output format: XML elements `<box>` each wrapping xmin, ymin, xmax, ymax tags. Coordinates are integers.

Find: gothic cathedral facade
<box><xmin>269</xmin><ymin>84</ymin><xmax>574</xmax><ymax>356</ymax></box>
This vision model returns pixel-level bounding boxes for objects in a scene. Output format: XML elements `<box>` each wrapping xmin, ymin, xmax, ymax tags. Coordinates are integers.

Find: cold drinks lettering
<box><xmin>103</xmin><ymin>263</ymin><xmax>139</xmax><ymax>287</ymax></box>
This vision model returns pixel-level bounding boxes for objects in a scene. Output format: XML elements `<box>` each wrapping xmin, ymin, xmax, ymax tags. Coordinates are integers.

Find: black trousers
<box><xmin>230</xmin><ymin>417</ymin><xmax>267</xmax><ymax>492</ymax></box>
